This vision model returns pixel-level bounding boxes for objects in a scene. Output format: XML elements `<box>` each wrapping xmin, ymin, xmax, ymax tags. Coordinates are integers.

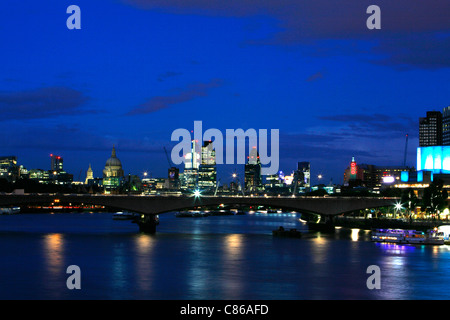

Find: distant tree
<box><xmin>401</xmin><ymin>188</ymin><xmax>419</xmax><ymax>220</ymax></box>
<box><xmin>421</xmin><ymin>180</ymin><xmax>448</xmax><ymax>219</ymax></box>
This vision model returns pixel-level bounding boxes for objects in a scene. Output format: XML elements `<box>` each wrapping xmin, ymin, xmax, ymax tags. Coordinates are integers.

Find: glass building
<box><xmin>419</xmin><ymin>111</ymin><xmax>443</xmax><ymax>147</ymax></box>
<box><xmin>198</xmin><ymin>140</ymin><xmax>217</xmax><ymax>192</ymax></box>
<box><xmin>245</xmin><ymin>147</ymin><xmax>262</xmax><ymax>192</ymax></box>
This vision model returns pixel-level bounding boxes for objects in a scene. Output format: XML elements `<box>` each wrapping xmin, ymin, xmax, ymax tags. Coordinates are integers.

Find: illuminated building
<box><xmin>182</xmin><ymin>140</ymin><xmax>200</xmax><ymax>190</ymax></box>
<box><xmin>343</xmin><ymin>157</ymin><xmax>364</xmax><ymax>187</ymax></box>
<box><xmin>168</xmin><ymin>167</ymin><xmax>180</xmax><ymax>190</ymax></box>
<box><xmin>102</xmin><ymin>146</ymin><xmax>125</xmax><ymax>194</ymax></box>
<box><xmin>198</xmin><ymin>140</ymin><xmax>217</xmax><ymax>191</ymax></box>
<box><xmin>244</xmin><ymin>147</ymin><xmax>262</xmax><ymax>192</ymax></box>
<box><xmin>0</xmin><ymin>156</ymin><xmax>19</xmax><ymax>183</ymax></box>
<box><xmin>50</xmin><ymin>154</ymin><xmax>64</xmax><ymax>172</ymax></box>
<box><xmin>443</xmin><ymin>106</ymin><xmax>450</xmax><ymax>145</ymax></box>
<box><xmin>295</xmin><ymin>162</ymin><xmax>311</xmax><ymax>190</ymax></box>
<box><xmin>419</xmin><ymin>111</ymin><xmax>442</xmax><ymax>147</ymax></box>
<box><xmin>85</xmin><ymin>164</ymin><xmax>94</xmax><ymax>185</ymax></box>
<box><xmin>417</xmin><ymin>146</ymin><xmax>450</xmax><ymax>174</ymax></box>
<box><xmin>28</xmin><ymin>169</ymin><xmax>50</xmax><ymax>184</ymax></box>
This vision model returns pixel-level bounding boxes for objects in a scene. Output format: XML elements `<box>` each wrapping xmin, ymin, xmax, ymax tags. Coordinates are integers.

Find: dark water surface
<box><xmin>1</xmin><ymin>212</ymin><xmax>449</xmax><ymax>300</ymax></box>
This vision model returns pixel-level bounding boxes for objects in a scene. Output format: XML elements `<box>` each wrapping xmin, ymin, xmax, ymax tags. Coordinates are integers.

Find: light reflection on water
<box><xmin>1</xmin><ymin>212</ymin><xmax>450</xmax><ymax>299</ymax></box>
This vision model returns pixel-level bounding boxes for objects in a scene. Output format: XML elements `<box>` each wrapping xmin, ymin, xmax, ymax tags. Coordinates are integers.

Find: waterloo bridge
<box><xmin>0</xmin><ymin>193</ymin><xmax>399</xmax><ymax>233</ymax></box>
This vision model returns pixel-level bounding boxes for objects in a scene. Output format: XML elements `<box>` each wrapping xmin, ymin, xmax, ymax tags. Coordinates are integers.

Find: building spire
<box><xmin>112</xmin><ymin>145</ymin><xmax>116</xmax><ymax>158</ymax></box>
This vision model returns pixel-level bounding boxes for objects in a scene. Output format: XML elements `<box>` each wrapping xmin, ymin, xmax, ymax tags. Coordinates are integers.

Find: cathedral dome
<box><xmin>103</xmin><ymin>146</ymin><xmax>124</xmax><ymax>178</ymax></box>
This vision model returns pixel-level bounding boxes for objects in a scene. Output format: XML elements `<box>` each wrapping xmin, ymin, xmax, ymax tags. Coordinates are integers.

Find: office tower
<box><xmin>419</xmin><ymin>111</ymin><xmax>443</xmax><ymax>146</ymax></box>
<box><xmin>0</xmin><ymin>156</ymin><xmax>19</xmax><ymax>183</ymax></box>
<box><xmin>198</xmin><ymin>140</ymin><xmax>217</xmax><ymax>191</ymax></box>
<box><xmin>168</xmin><ymin>167</ymin><xmax>180</xmax><ymax>189</ymax></box>
<box><xmin>296</xmin><ymin>162</ymin><xmax>311</xmax><ymax>188</ymax></box>
<box><xmin>443</xmin><ymin>106</ymin><xmax>450</xmax><ymax>145</ymax></box>
<box><xmin>182</xmin><ymin>140</ymin><xmax>200</xmax><ymax>190</ymax></box>
<box><xmin>50</xmin><ymin>154</ymin><xmax>64</xmax><ymax>172</ymax></box>
<box><xmin>244</xmin><ymin>147</ymin><xmax>262</xmax><ymax>192</ymax></box>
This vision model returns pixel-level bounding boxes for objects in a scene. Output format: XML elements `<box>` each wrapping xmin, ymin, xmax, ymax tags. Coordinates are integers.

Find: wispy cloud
<box><xmin>157</xmin><ymin>71</ymin><xmax>183</xmax><ymax>82</ymax></box>
<box><xmin>0</xmin><ymin>86</ymin><xmax>90</xmax><ymax>121</ymax></box>
<box><xmin>306</xmin><ymin>71</ymin><xmax>324</xmax><ymax>82</ymax></box>
<box><xmin>127</xmin><ymin>78</ymin><xmax>224</xmax><ymax>115</ymax></box>
<box><xmin>123</xmin><ymin>0</ymin><xmax>450</xmax><ymax>70</ymax></box>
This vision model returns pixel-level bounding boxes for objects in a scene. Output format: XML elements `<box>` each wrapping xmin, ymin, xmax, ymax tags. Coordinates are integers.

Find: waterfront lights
<box><xmin>193</xmin><ymin>189</ymin><xmax>201</xmax><ymax>198</ymax></box>
<box><xmin>394</xmin><ymin>202</ymin><xmax>403</xmax><ymax>212</ymax></box>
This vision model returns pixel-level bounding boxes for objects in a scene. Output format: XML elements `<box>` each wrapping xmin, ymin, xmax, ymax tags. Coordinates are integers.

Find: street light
<box><xmin>193</xmin><ymin>189</ymin><xmax>201</xmax><ymax>198</ymax></box>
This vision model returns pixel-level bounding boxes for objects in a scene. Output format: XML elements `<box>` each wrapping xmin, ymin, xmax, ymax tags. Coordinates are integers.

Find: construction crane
<box><xmin>163</xmin><ymin>146</ymin><xmax>172</xmax><ymax>168</ymax></box>
<box><xmin>403</xmin><ymin>134</ymin><xmax>409</xmax><ymax>166</ymax></box>
<box><xmin>214</xmin><ymin>179</ymin><xmax>221</xmax><ymax>196</ymax></box>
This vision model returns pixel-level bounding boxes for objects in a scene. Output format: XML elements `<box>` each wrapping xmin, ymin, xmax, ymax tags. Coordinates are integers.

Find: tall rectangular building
<box><xmin>419</xmin><ymin>111</ymin><xmax>443</xmax><ymax>146</ymax></box>
<box><xmin>50</xmin><ymin>154</ymin><xmax>64</xmax><ymax>172</ymax></box>
<box><xmin>198</xmin><ymin>140</ymin><xmax>217</xmax><ymax>191</ymax></box>
<box><xmin>443</xmin><ymin>106</ymin><xmax>450</xmax><ymax>145</ymax></box>
<box><xmin>296</xmin><ymin>162</ymin><xmax>310</xmax><ymax>188</ymax></box>
<box><xmin>244</xmin><ymin>147</ymin><xmax>262</xmax><ymax>192</ymax></box>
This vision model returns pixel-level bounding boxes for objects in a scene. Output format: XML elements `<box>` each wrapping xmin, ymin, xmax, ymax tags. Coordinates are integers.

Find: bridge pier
<box><xmin>133</xmin><ymin>214</ymin><xmax>159</xmax><ymax>234</ymax></box>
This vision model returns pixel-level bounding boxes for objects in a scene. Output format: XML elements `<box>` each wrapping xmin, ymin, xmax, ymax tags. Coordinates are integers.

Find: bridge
<box><xmin>0</xmin><ymin>194</ymin><xmax>398</xmax><ymax>233</ymax></box>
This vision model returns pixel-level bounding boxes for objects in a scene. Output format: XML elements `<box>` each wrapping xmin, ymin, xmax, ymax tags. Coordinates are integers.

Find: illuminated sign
<box><xmin>382</xmin><ymin>176</ymin><xmax>395</xmax><ymax>184</ymax></box>
<box><xmin>350</xmin><ymin>162</ymin><xmax>357</xmax><ymax>175</ymax></box>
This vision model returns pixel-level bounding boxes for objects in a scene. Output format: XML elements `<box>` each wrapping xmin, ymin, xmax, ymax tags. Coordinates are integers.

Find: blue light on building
<box><xmin>417</xmin><ymin>146</ymin><xmax>450</xmax><ymax>174</ymax></box>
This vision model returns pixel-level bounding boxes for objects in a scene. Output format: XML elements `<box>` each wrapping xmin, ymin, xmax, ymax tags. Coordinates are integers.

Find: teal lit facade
<box><xmin>417</xmin><ymin>146</ymin><xmax>450</xmax><ymax>174</ymax></box>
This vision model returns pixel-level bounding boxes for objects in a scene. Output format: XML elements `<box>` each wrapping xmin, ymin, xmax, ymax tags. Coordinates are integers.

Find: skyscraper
<box><xmin>296</xmin><ymin>162</ymin><xmax>311</xmax><ymax>188</ymax></box>
<box><xmin>182</xmin><ymin>140</ymin><xmax>200</xmax><ymax>190</ymax></box>
<box><xmin>419</xmin><ymin>111</ymin><xmax>443</xmax><ymax>147</ymax></box>
<box><xmin>198</xmin><ymin>140</ymin><xmax>217</xmax><ymax>191</ymax></box>
<box><xmin>50</xmin><ymin>154</ymin><xmax>63</xmax><ymax>172</ymax></box>
<box><xmin>244</xmin><ymin>147</ymin><xmax>262</xmax><ymax>192</ymax></box>
<box><xmin>443</xmin><ymin>106</ymin><xmax>450</xmax><ymax>145</ymax></box>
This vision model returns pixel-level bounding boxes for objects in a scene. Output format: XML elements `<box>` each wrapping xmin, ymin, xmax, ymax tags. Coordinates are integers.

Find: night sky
<box><xmin>1</xmin><ymin>0</ymin><xmax>449</xmax><ymax>185</ymax></box>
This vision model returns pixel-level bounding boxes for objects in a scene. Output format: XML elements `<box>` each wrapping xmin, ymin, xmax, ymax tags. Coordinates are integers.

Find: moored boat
<box><xmin>371</xmin><ymin>228</ymin><xmax>405</xmax><ymax>243</ymax></box>
<box><xmin>113</xmin><ymin>211</ymin><xmax>138</xmax><ymax>220</ymax></box>
<box><xmin>175</xmin><ymin>210</ymin><xmax>209</xmax><ymax>218</ymax></box>
<box><xmin>371</xmin><ymin>228</ymin><xmax>444</xmax><ymax>245</ymax></box>
<box><xmin>272</xmin><ymin>226</ymin><xmax>302</xmax><ymax>238</ymax></box>
<box><xmin>0</xmin><ymin>207</ymin><xmax>20</xmax><ymax>215</ymax></box>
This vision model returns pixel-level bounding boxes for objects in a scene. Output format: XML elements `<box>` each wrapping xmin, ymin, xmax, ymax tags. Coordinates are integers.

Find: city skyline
<box><xmin>1</xmin><ymin>1</ymin><xmax>449</xmax><ymax>185</ymax></box>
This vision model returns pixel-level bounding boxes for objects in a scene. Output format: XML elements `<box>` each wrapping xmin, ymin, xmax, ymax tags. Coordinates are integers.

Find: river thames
<box><xmin>0</xmin><ymin>211</ymin><xmax>449</xmax><ymax>300</ymax></box>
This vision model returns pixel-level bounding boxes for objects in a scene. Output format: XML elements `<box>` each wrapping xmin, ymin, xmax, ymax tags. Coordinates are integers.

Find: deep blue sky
<box><xmin>1</xmin><ymin>0</ymin><xmax>449</xmax><ymax>185</ymax></box>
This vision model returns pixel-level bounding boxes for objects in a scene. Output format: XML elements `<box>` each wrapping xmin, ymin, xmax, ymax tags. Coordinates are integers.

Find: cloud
<box><xmin>319</xmin><ymin>113</ymin><xmax>416</xmax><ymax>138</ymax></box>
<box><xmin>306</xmin><ymin>71</ymin><xmax>324</xmax><ymax>82</ymax></box>
<box><xmin>157</xmin><ymin>71</ymin><xmax>183</xmax><ymax>82</ymax></box>
<box><xmin>123</xmin><ymin>0</ymin><xmax>450</xmax><ymax>69</ymax></box>
<box><xmin>127</xmin><ymin>78</ymin><xmax>224</xmax><ymax>115</ymax></box>
<box><xmin>0</xmin><ymin>86</ymin><xmax>90</xmax><ymax>121</ymax></box>
<box><xmin>370</xmin><ymin>33</ymin><xmax>450</xmax><ymax>70</ymax></box>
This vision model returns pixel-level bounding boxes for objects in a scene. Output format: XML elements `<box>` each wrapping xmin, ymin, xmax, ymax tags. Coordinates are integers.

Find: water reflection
<box><xmin>222</xmin><ymin>234</ymin><xmax>244</xmax><ymax>298</ymax></box>
<box><xmin>42</xmin><ymin>233</ymin><xmax>65</xmax><ymax>298</ymax></box>
<box><xmin>134</xmin><ymin>234</ymin><xmax>155</xmax><ymax>292</ymax></box>
<box><xmin>111</xmin><ymin>242</ymin><xmax>128</xmax><ymax>295</ymax></box>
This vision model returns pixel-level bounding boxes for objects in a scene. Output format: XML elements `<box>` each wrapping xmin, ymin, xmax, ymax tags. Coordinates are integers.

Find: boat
<box><xmin>272</xmin><ymin>226</ymin><xmax>302</xmax><ymax>238</ymax></box>
<box><xmin>371</xmin><ymin>228</ymin><xmax>444</xmax><ymax>245</ymax></box>
<box><xmin>175</xmin><ymin>210</ymin><xmax>209</xmax><ymax>218</ymax></box>
<box><xmin>0</xmin><ymin>207</ymin><xmax>20</xmax><ymax>215</ymax></box>
<box><xmin>371</xmin><ymin>229</ymin><xmax>405</xmax><ymax>243</ymax></box>
<box><xmin>113</xmin><ymin>211</ymin><xmax>138</xmax><ymax>220</ymax></box>
<box><xmin>425</xmin><ymin>229</ymin><xmax>445</xmax><ymax>245</ymax></box>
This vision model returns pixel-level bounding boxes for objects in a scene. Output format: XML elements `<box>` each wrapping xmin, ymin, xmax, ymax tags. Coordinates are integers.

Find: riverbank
<box><xmin>334</xmin><ymin>216</ymin><xmax>450</xmax><ymax>232</ymax></box>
